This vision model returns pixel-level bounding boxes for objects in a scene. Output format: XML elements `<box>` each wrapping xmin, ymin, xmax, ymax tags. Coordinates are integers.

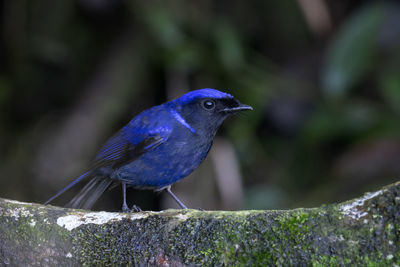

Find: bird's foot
<box><xmin>122</xmin><ymin>203</ymin><xmax>130</xmax><ymax>213</ymax></box>
<box><xmin>130</xmin><ymin>204</ymin><xmax>142</xmax><ymax>212</ymax></box>
<box><xmin>121</xmin><ymin>204</ymin><xmax>142</xmax><ymax>212</ymax></box>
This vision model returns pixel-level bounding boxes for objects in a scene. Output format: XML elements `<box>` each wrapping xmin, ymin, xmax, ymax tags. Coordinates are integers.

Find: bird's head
<box><xmin>171</xmin><ymin>88</ymin><xmax>252</xmax><ymax>137</ymax></box>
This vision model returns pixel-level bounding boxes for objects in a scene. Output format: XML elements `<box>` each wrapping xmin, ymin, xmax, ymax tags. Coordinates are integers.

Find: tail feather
<box><xmin>66</xmin><ymin>176</ymin><xmax>112</xmax><ymax>209</ymax></box>
<box><xmin>44</xmin><ymin>171</ymin><xmax>91</xmax><ymax>205</ymax></box>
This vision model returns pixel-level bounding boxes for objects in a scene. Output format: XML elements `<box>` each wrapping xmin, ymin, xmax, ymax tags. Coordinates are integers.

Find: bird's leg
<box><xmin>121</xmin><ymin>182</ymin><xmax>142</xmax><ymax>212</ymax></box>
<box><xmin>121</xmin><ymin>182</ymin><xmax>130</xmax><ymax>212</ymax></box>
<box><xmin>166</xmin><ymin>186</ymin><xmax>188</xmax><ymax>209</ymax></box>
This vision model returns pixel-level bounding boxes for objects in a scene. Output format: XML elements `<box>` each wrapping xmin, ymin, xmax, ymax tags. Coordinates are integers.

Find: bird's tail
<box><xmin>44</xmin><ymin>171</ymin><xmax>91</xmax><ymax>205</ymax></box>
<box><xmin>65</xmin><ymin>176</ymin><xmax>112</xmax><ymax>209</ymax></box>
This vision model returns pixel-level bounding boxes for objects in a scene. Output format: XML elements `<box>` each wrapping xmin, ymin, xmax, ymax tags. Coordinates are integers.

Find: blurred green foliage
<box><xmin>322</xmin><ymin>3</ymin><xmax>385</xmax><ymax>97</ymax></box>
<box><xmin>0</xmin><ymin>0</ymin><xmax>399</xmax><ymax>210</ymax></box>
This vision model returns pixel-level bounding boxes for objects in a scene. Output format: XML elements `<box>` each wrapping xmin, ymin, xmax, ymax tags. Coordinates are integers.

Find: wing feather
<box><xmin>90</xmin><ymin>130</ymin><xmax>168</xmax><ymax>170</ymax></box>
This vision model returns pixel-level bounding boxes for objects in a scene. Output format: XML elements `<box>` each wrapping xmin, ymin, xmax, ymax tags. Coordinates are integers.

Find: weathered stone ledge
<box><xmin>0</xmin><ymin>182</ymin><xmax>399</xmax><ymax>266</ymax></box>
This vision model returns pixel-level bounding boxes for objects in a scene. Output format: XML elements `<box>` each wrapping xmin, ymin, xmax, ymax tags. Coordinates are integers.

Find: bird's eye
<box><xmin>201</xmin><ymin>99</ymin><xmax>216</xmax><ymax>110</ymax></box>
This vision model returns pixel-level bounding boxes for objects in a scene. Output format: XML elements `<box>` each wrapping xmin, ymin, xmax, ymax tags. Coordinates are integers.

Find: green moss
<box><xmin>311</xmin><ymin>255</ymin><xmax>341</xmax><ymax>267</ymax></box>
<box><xmin>275</xmin><ymin>210</ymin><xmax>311</xmax><ymax>239</ymax></box>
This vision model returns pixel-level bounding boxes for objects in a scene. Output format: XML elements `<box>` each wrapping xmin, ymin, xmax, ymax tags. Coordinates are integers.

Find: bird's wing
<box><xmin>90</xmin><ymin>128</ymin><xmax>170</xmax><ymax>170</ymax></box>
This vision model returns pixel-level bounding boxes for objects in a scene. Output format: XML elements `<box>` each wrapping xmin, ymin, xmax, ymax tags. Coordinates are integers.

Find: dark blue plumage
<box><xmin>45</xmin><ymin>88</ymin><xmax>252</xmax><ymax>211</ymax></box>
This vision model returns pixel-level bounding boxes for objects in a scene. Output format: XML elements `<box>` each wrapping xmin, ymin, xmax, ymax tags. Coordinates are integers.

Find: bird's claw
<box><xmin>130</xmin><ymin>204</ymin><xmax>142</xmax><ymax>212</ymax></box>
<box><xmin>121</xmin><ymin>204</ymin><xmax>142</xmax><ymax>212</ymax></box>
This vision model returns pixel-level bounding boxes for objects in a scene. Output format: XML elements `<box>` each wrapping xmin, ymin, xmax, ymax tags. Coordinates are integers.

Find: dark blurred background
<box><xmin>0</xmin><ymin>0</ymin><xmax>399</xmax><ymax>211</ymax></box>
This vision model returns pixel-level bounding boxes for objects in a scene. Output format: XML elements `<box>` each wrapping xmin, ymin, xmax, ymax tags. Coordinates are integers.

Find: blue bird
<box><xmin>44</xmin><ymin>88</ymin><xmax>252</xmax><ymax>211</ymax></box>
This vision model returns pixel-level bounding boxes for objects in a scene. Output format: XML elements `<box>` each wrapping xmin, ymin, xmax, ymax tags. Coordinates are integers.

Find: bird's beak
<box><xmin>222</xmin><ymin>103</ymin><xmax>253</xmax><ymax>113</ymax></box>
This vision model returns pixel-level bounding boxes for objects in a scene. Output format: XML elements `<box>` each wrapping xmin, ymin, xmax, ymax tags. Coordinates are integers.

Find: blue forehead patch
<box><xmin>177</xmin><ymin>88</ymin><xmax>233</xmax><ymax>104</ymax></box>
